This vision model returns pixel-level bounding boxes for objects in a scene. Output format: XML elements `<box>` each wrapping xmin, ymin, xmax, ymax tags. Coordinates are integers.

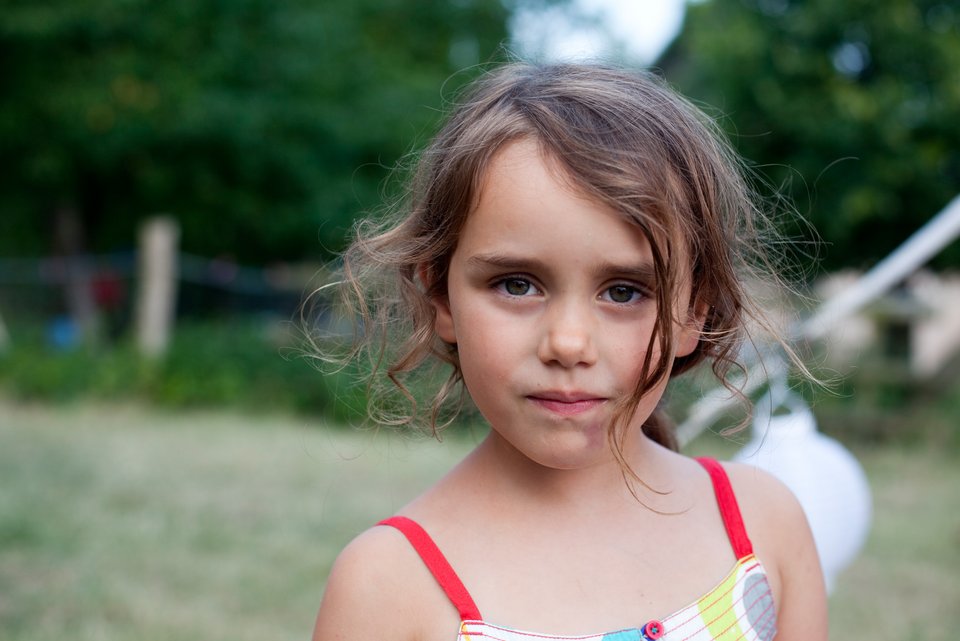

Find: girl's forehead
<box><xmin>476</xmin><ymin>140</ymin><xmax>663</xmax><ymax>240</ymax></box>
<box><xmin>478</xmin><ymin>139</ymin><xmax>593</xmax><ymax>208</ymax></box>
<box><xmin>464</xmin><ymin>138</ymin><xmax>694</xmax><ymax>283</ymax></box>
<box><xmin>464</xmin><ymin>141</ymin><xmax>649</xmax><ymax>256</ymax></box>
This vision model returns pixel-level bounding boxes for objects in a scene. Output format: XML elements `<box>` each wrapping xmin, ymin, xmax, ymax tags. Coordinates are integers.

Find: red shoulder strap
<box><xmin>696</xmin><ymin>457</ymin><xmax>754</xmax><ymax>558</ymax></box>
<box><xmin>377</xmin><ymin>516</ymin><xmax>483</xmax><ymax>621</ymax></box>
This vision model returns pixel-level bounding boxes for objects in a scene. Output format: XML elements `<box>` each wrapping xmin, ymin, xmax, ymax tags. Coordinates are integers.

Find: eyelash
<box><xmin>492</xmin><ymin>277</ymin><xmax>646</xmax><ymax>305</ymax></box>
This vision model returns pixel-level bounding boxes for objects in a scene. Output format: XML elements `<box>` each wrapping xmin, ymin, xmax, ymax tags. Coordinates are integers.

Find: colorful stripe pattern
<box><xmin>457</xmin><ymin>555</ymin><xmax>775</xmax><ymax>641</ymax></box>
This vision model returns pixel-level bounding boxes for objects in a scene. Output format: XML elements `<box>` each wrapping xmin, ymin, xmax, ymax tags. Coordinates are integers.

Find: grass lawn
<box><xmin>0</xmin><ymin>398</ymin><xmax>957</xmax><ymax>640</ymax></box>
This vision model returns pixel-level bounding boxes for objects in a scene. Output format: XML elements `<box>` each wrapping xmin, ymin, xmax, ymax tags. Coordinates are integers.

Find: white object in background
<box><xmin>734</xmin><ymin>391</ymin><xmax>872</xmax><ymax>592</ymax></box>
<box><xmin>804</xmin><ymin>192</ymin><xmax>960</xmax><ymax>341</ymax></box>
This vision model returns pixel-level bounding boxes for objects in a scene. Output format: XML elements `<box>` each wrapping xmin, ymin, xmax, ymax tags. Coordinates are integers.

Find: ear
<box><xmin>674</xmin><ymin>302</ymin><xmax>708</xmax><ymax>358</ymax></box>
<box><xmin>419</xmin><ymin>264</ymin><xmax>457</xmax><ymax>344</ymax></box>
<box><xmin>433</xmin><ymin>295</ymin><xmax>457</xmax><ymax>344</ymax></box>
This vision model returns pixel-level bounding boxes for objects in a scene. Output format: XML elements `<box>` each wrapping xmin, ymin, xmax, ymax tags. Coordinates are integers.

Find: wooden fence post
<box><xmin>136</xmin><ymin>217</ymin><xmax>179</xmax><ymax>357</ymax></box>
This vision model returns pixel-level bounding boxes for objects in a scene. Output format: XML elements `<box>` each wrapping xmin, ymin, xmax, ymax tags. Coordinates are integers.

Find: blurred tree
<box><xmin>663</xmin><ymin>0</ymin><xmax>960</xmax><ymax>271</ymax></box>
<box><xmin>0</xmin><ymin>0</ymin><xmax>516</xmax><ymax>262</ymax></box>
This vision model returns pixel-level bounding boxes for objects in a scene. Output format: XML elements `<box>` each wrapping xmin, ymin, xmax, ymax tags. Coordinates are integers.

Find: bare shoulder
<box><xmin>719</xmin><ymin>461</ymin><xmax>807</xmax><ymax>529</ymax></box>
<box><xmin>718</xmin><ymin>461</ymin><xmax>814</xmax><ymax>569</ymax></box>
<box><xmin>719</xmin><ymin>461</ymin><xmax>828</xmax><ymax>641</ymax></box>
<box><xmin>312</xmin><ymin>524</ymin><xmax>445</xmax><ymax>641</ymax></box>
<box><xmin>312</xmin><ymin>526</ymin><xmax>412</xmax><ymax>641</ymax></box>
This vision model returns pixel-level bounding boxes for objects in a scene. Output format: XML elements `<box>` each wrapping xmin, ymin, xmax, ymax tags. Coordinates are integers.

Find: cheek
<box><xmin>453</xmin><ymin>311</ymin><xmax>531</xmax><ymax>394</ymax></box>
<box><xmin>612</xmin><ymin>321</ymin><xmax>670</xmax><ymax>394</ymax></box>
<box><xmin>617</xmin><ymin>318</ymin><xmax>659</xmax><ymax>367</ymax></box>
<box><xmin>456</xmin><ymin>337</ymin><xmax>515</xmax><ymax>420</ymax></box>
<box><xmin>456</xmin><ymin>315</ymin><xmax>514</xmax><ymax>369</ymax></box>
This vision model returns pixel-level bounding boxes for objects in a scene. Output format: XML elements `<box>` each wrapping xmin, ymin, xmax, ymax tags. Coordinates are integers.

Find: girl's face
<box><xmin>432</xmin><ymin>139</ymin><xmax>700</xmax><ymax>470</ymax></box>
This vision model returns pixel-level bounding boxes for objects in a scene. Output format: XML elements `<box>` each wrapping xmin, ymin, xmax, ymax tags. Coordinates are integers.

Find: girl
<box><xmin>312</xmin><ymin>63</ymin><xmax>827</xmax><ymax>641</ymax></box>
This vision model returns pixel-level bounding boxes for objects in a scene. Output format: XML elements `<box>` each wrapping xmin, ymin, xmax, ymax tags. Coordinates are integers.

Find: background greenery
<box><xmin>666</xmin><ymin>0</ymin><xmax>960</xmax><ymax>270</ymax></box>
<box><xmin>0</xmin><ymin>317</ymin><xmax>370</xmax><ymax>423</ymax></box>
<box><xmin>0</xmin><ymin>0</ymin><xmax>514</xmax><ymax>262</ymax></box>
<box><xmin>2</xmin><ymin>0</ymin><xmax>958</xmax><ymax>417</ymax></box>
<box><xmin>2</xmin><ymin>0</ymin><xmax>957</xmax><ymax>267</ymax></box>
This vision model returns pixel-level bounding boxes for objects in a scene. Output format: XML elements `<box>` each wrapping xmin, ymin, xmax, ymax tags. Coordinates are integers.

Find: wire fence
<box><xmin>0</xmin><ymin>251</ymin><xmax>320</xmax><ymax>340</ymax></box>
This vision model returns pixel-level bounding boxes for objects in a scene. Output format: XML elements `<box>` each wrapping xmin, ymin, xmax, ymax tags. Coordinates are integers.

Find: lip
<box><xmin>527</xmin><ymin>391</ymin><xmax>607</xmax><ymax>417</ymax></box>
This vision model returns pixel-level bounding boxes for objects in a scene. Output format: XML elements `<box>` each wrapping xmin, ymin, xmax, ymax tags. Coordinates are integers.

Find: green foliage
<box><xmin>808</xmin><ymin>354</ymin><xmax>960</xmax><ymax>450</ymax></box>
<box><xmin>0</xmin><ymin>0</ymin><xmax>512</xmax><ymax>262</ymax></box>
<box><xmin>0</xmin><ymin>319</ymin><xmax>367</xmax><ymax>421</ymax></box>
<box><xmin>666</xmin><ymin>0</ymin><xmax>960</xmax><ymax>271</ymax></box>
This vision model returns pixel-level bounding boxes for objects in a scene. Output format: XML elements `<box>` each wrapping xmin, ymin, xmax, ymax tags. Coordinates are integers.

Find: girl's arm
<box><xmin>767</xmin><ymin>483</ymin><xmax>828</xmax><ymax>640</ymax></box>
<box><xmin>727</xmin><ymin>464</ymin><xmax>829</xmax><ymax>641</ymax></box>
<box><xmin>312</xmin><ymin>527</ymin><xmax>420</xmax><ymax>641</ymax></box>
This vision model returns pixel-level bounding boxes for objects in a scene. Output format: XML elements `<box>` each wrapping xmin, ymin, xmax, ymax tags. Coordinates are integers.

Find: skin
<box><xmin>313</xmin><ymin>139</ymin><xmax>827</xmax><ymax>641</ymax></box>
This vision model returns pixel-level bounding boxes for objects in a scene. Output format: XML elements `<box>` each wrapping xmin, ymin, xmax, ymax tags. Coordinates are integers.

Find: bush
<box><xmin>808</xmin><ymin>350</ymin><xmax>960</xmax><ymax>451</ymax></box>
<box><xmin>0</xmin><ymin>318</ymin><xmax>367</xmax><ymax>423</ymax></box>
<box><xmin>3</xmin><ymin>316</ymin><xmax>957</xmax><ymax>449</ymax></box>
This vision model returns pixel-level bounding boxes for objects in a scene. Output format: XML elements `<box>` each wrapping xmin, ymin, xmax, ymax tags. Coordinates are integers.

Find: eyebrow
<box><xmin>465</xmin><ymin>252</ymin><xmax>657</xmax><ymax>282</ymax></box>
<box><xmin>465</xmin><ymin>253</ymin><xmax>546</xmax><ymax>273</ymax></box>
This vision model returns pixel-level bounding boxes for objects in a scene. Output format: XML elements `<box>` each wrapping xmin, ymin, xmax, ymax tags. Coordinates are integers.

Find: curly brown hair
<box><xmin>310</xmin><ymin>62</ymin><xmax>795</xmax><ymax>460</ymax></box>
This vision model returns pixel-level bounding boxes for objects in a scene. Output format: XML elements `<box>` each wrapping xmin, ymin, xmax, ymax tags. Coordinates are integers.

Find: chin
<box><xmin>529</xmin><ymin>436</ymin><xmax>613</xmax><ymax>471</ymax></box>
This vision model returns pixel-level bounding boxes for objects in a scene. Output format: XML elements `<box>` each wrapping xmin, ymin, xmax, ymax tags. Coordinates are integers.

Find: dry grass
<box><xmin>0</xmin><ymin>399</ymin><xmax>473</xmax><ymax>641</ymax></box>
<box><xmin>0</xmin><ymin>398</ymin><xmax>956</xmax><ymax>640</ymax></box>
<box><xmin>825</xmin><ymin>445</ymin><xmax>960</xmax><ymax>639</ymax></box>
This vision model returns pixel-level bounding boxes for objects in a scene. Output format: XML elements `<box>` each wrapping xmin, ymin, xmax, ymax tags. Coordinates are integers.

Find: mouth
<box><xmin>527</xmin><ymin>392</ymin><xmax>607</xmax><ymax>417</ymax></box>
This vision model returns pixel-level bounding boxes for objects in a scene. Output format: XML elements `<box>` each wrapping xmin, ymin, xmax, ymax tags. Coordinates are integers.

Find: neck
<box><xmin>464</xmin><ymin>429</ymin><xmax>678</xmax><ymax>516</ymax></box>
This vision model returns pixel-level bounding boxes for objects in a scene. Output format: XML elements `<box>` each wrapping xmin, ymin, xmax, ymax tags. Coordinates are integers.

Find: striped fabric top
<box><xmin>379</xmin><ymin>458</ymin><xmax>777</xmax><ymax>641</ymax></box>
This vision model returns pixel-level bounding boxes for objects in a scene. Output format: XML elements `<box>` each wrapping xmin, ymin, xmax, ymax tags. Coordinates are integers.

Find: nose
<box><xmin>536</xmin><ymin>299</ymin><xmax>598</xmax><ymax>368</ymax></box>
